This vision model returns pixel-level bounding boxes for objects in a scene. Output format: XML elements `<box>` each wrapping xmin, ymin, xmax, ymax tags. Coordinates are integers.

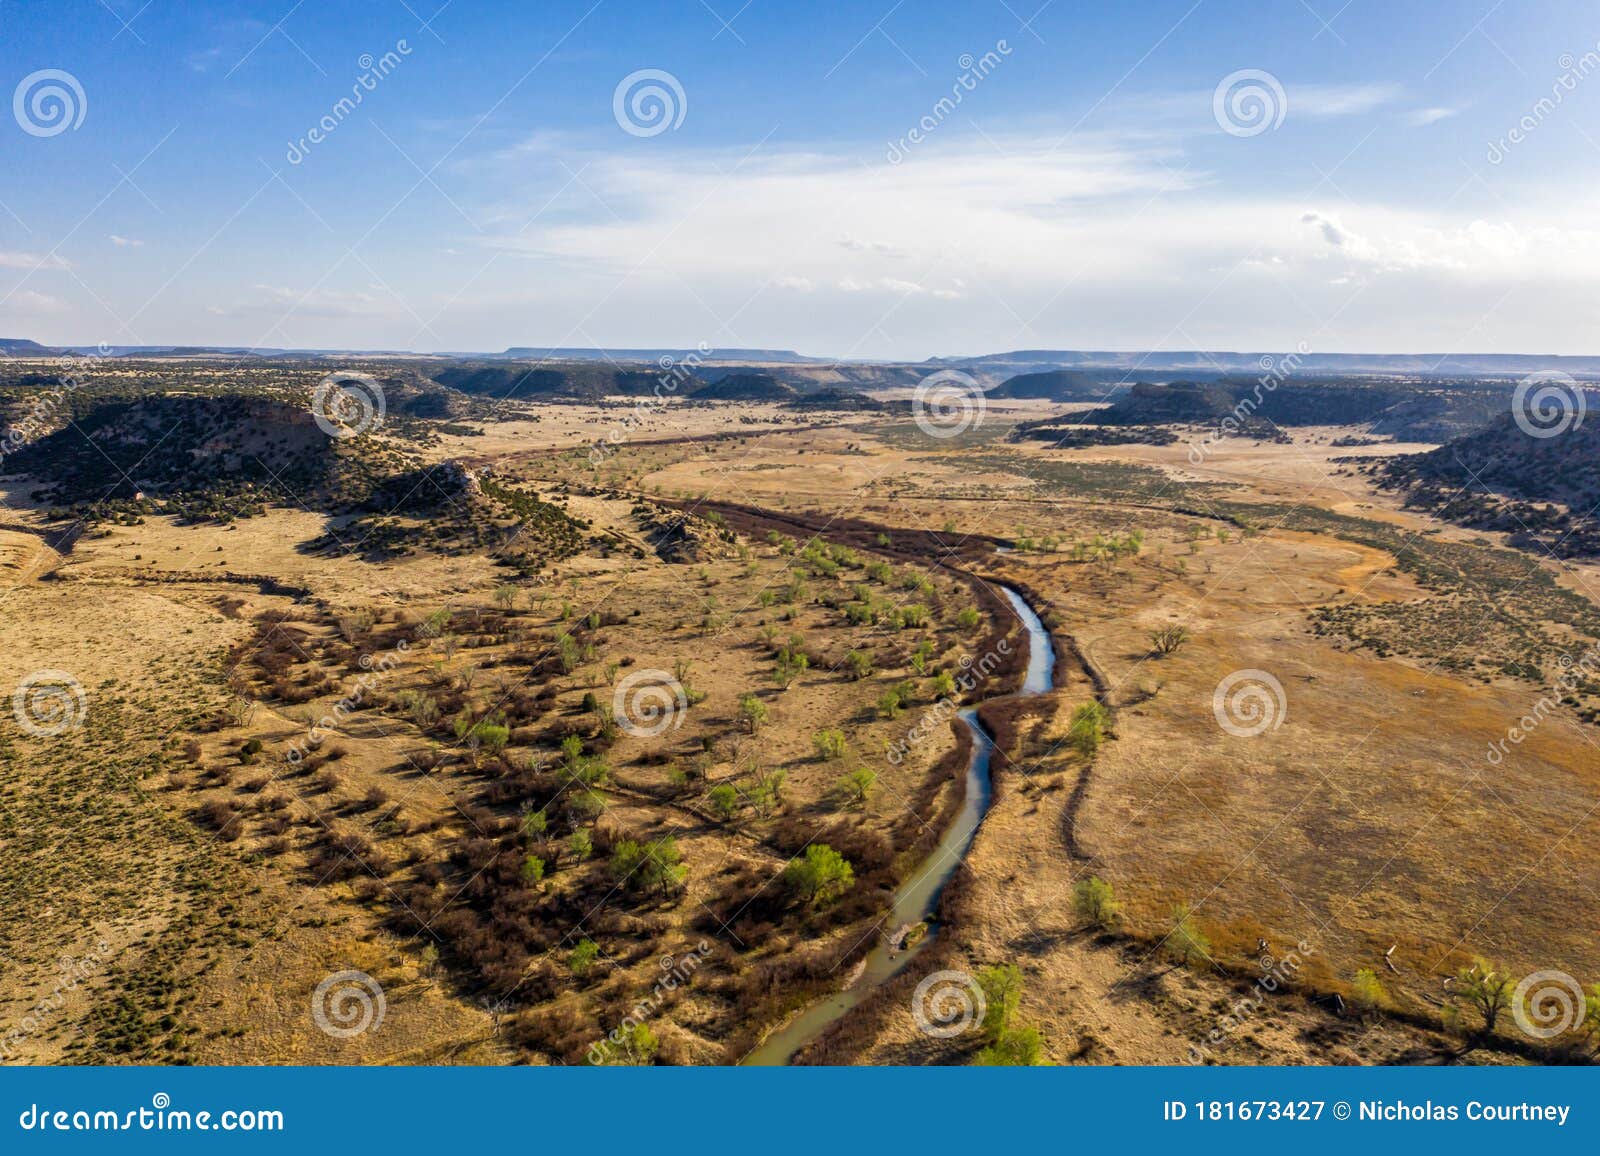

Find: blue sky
<box><xmin>3</xmin><ymin>0</ymin><xmax>1599</xmax><ymax>356</ymax></box>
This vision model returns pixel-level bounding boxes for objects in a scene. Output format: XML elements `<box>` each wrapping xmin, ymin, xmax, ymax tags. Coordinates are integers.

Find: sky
<box><xmin>3</xmin><ymin>0</ymin><xmax>1600</xmax><ymax>358</ymax></box>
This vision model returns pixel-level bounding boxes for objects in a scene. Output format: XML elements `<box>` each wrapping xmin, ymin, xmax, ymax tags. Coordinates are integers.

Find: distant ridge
<box><xmin>6</xmin><ymin>340</ymin><xmax>1600</xmax><ymax>378</ymax></box>
<box><xmin>1</xmin><ymin>338</ymin><xmax>62</xmax><ymax>356</ymax></box>
<box><xmin>943</xmin><ymin>350</ymin><xmax>1600</xmax><ymax>378</ymax></box>
<box><xmin>489</xmin><ymin>347</ymin><xmax>822</xmax><ymax>364</ymax></box>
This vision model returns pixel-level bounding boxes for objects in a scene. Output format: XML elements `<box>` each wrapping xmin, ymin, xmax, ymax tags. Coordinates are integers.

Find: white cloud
<box><xmin>1292</xmin><ymin>83</ymin><xmax>1402</xmax><ymax>118</ymax></box>
<box><xmin>0</xmin><ymin>251</ymin><xmax>69</xmax><ymax>271</ymax></box>
<box><xmin>441</xmin><ymin>132</ymin><xmax>1600</xmax><ymax>356</ymax></box>
<box><xmin>3</xmin><ymin>290</ymin><xmax>68</xmax><ymax>313</ymax></box>
<box><xmin>1406</xmin><ymin>106</ymin><xmax>1461</xmax><ymax>126</ymax></box>
<box><xmin>109</xmin><ymin>234</ymin><xmax>144</xmax><ymax>247</ymax></box>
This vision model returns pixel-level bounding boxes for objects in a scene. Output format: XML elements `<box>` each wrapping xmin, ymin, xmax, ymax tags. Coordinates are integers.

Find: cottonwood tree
<box><xmin>1072</xmin><ymin>876</ymin><xmax>1120</xmax><ymax>930</ymax></box>
<box><xmin>1455</xmin><ymin>959</ymin><xmax>1514</xmax><ymax>1036</ymax></box>
<box><xmin>783</xmin><ymin>844</ymin><xmax>854</xmax><ymax>907</ymax></box>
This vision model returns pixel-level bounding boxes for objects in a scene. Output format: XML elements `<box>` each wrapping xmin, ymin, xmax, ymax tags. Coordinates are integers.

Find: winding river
<box><xmin>744</xmin><ymin>585</ymin><xmax>1055</xmax><ymax>1065</ymax></box>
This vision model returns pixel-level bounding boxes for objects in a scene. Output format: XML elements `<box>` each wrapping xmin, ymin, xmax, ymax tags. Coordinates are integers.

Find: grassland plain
<box><xmin>1</xmin><ymin>382</ymin><xmax>1597</xmax><ymax>1066</ymax></box>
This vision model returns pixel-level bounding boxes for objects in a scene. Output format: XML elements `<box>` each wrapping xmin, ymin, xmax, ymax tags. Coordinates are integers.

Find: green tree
<box><xmin>1455</xmin><ymin>958</ymin><xmax>1514</xmax><ymax>1036</ymax></box>
<box><xmin>593</xmin><ymin>1022</ymin><xmax>658</xmax><ymax>1066</ymax></box>
<box><xmin>707</xmin><ymin>784</ymin><xmax>740</xmax><ymax>821</ymax></box>
<box><xmin>974</xmin><ymin>1025</ymin><xmax>1045</xmax><ymax>1066</ymax></box>
<box><xmin>568</xmin><ymin>827</ymin><xmax>593</xmax><ymax>862</ymax></box>
<box><xmin>1067</xmin><ymin>701</ymin><xmax>1110</xmax><ymax>757</ymax></box>
<box><xmin>813</xmin><ymin>728</ymin><xmax>847</xmax><ymax>761</ymax></box>
<box><xmin>976</xmin><ymin>963</ymin><xmax>1024</xmax><ymax>1039</ymax></box>
<box><xmin>738</xmin><ymin>693</ymin><xmax>769</xmax><ymax>733</ymax></box>
<box><xmin>568</xmin><ymin>938</ymin><xmax>600</xmax><ymax>977</ymax></box>
<box><xmin>783</xmin><ymin>844</ymin><xmax>855</xmax><ymax>907</ymax></box>
<box><xmin>1072</xmin><ymin>875</ymin><xmax>1120</xmax><ymax>930</ymax></box>
<box><xmin>520</xmin><ymin>854</ymin><xmax>546</xmax><ymax>886</ymax></box>
<box><xmin>840</xmin><ymin>768</ymin><xmax>877</xmax><ymax>807</ymax></box>
<box><xmin>1165</xmin><ymin>905</ymin><xmax>1212</xmax><ymax>968</ymax></box>
<box><xmin>612</xmin><ymin>837</ymin><xmax>687</xmax><ymax>897</ymax></box>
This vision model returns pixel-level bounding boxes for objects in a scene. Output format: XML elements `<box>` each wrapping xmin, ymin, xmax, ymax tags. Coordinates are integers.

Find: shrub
<box><xmin>1149</xmin><ymin>624</ymin><xmax>1190</xmax><ymax>655</ymax></box>
<box><xmin>976</xmin><ymin>963</ymin><xmax>1023</xmax><ymax>1039</ymax></box>
<box><xmin>707</xmin><ymin>784</ymin><xmax>740</xmax><ymax>821</ymax></box>
<box><xmin>1351</xmin><ymin>968</ymin><xmax>1386</xmax><ymax>1016</ymax></box>
<box><xmin>738</xmin><ymin>693</ymin><xmax>768</xmax><ymax>733</ymax></box>
<box><xmin>1067</xmin><ymin>701</ymin><xmax>1110</xmax><ymax>757</ymax></box>
<box><xmin>1072</xmin><ymin>875</ymin><xmax>1120</xmax><ymax>929</ymax></box>
<box><xmin>782</xmin><ymin>844</ymin><xmax>855</xmax><ymax>907</ymax></box>
<box><xmin>611</xmin><ymin>837</ymin><xmax>686</xmax><ymax>896</ymax></box>
<box><xmin>568</xmin><ymin>938</ymin><xmax>600</xmax><ymax>977</ymax></box>
<box><xmin>812</xmin><ymin>728</ymin><xmax>847</xmax><ymax>761</ymax></box>
<box><xmin>1164</xmin><ymin>906</ymin><xmax>1211</xmax><ymax>968</ymax></box>
<box><xmin>974</xmin><ymin>1025</ymin><xmax>1044</xmax><ymax>1066</ymax></box>
<box><xmin>839</xmin><ymin>768</ymin><xmax>876</xmax><ymax>806</ymax></box>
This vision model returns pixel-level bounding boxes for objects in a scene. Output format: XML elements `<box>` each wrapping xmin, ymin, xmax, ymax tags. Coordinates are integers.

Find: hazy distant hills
<box><xmin>6</xmin><ymin>338</ymin><xmax>1595</xmax><ymax>378</ymax></box>
<box><xmin>1087</xmin><ymin>379</ymin><xmax>1510</xmax><ymax>442</ymax></box>
<box><xmin>944</xmin><ymin>350</ymin><xmax>1600</xmax><ymax>379</ymax></box>
<box><xmin>489</xmin><ymin>346</ymin><xmax>823</xmax><ymax>364</ymax></box>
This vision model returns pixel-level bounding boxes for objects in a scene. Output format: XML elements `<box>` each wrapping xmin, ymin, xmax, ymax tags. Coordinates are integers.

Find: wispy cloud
<box><xmin>0</xmin><ymin>251</ymin><xmax>70</xmax><ymax>271</ymax></box>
